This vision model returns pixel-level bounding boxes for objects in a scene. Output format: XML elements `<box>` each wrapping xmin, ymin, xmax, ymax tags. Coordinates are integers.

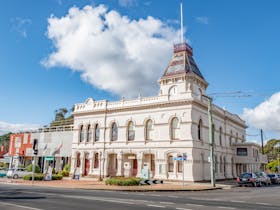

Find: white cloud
<box><xmin>119</xmin><ymin>0</ymin><xmax>137</xmax><ymax>7</ymax></box>
<box><xmin>0</xmin><ymin>121</ymin><xmax>41</xmax><ymax>135</ymax></box>
<box><xmin>10</xmin><ymin>17</ymin><xmax>32</xmax><ymax>38</ymax></box>
<box><xmin>242</xmin><ymin>92</ymin><xmax>280</xmax><ymax>132</ymax></box>
<box><xmin>42</xmin><ymin>5</ymin><xmax>179</xmax><ymax>97</ymax></box>
<box><xmin>195</xmin><ymin>16</ymin><xmax>209</xmax><ymax>25</ymax></box>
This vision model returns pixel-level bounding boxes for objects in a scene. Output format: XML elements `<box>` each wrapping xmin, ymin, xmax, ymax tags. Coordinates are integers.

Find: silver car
<box><xmin>6</xmin><ymin>168</ymin><xmax>32</xmax><ymax>179</ymax></box>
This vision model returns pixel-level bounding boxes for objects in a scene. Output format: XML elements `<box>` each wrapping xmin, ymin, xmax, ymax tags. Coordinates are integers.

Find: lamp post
<box><xmin>202</xmin><ymin>94</ymin><xmax>215</xmax><ymax>187</ymax></box>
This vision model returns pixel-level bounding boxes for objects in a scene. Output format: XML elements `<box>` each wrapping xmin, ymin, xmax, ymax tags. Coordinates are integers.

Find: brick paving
<box><xmin>0</xmin><ymin>177</ymin><xmax>230</xmax><ymax>191</ymax></box>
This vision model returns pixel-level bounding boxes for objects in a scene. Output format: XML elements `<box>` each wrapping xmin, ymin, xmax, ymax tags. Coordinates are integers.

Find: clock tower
<box><xmin>158</xmin><ymin>42</ymin><xmax>208</xmax><ymax>101</ymax></box>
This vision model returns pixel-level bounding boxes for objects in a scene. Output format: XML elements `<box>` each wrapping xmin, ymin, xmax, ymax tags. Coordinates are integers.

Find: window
<box><xmin>229</xmin><ymin>130</ymin><xmax>233</xmax><ymax>146</ymax></box>
<box><xmin>86</xmin><ymin>125</ymin><xmax>92</xmax><ymax>142</ymax></box>
<box><xmin>171</xmin><ymin>117</ymin><xmax>179</xmax><ymax>139</ymax></box>
<box><xmin>237</xmin><ymin>148</ymin><xmax>248</xmax><ymax>156</ymax></box>
<box><xmin>198</xmin><ymin>119</ymin><xmax>202</xmax><ymax>140</ymax></box>
<box><xmin>236</xmin><ymin>133</ymin><xmax>238</xmax><ymax>143</ymax></box>
<box><xmin>219</xmin><ymin>127</ymin><xmax>222</xmax><ymax>146</ymax></box>
<box><xmin>111</xmin><ymin>122</ymin><xmax>118</xmax><ymax>141</ymax></box>
<box><xmin>95</xmin><ymin>124</ymin><xmax>100</xmax><ymax>142</ymax></box>
<box><xmin>145</xmin><ymin>119</ymin><xmax>153</xmax><ymax>140</ymax></box>
<box><xmin>168</xmin><ymin>156</ymin><xmax>174</xmax><ymax>172</ymax></box>
<box><xmin>79</xmin><ymin>125</ymin><xmax>84</xmax><ymax>143</ymax></box>
<box><xmin>127</xmin><ymin>121</ymin><xmax>135</xmax><ymax>141</ymax></box>
<box><xmin>94</xmin><ymin>153</ymin><xmax>99</xmax><ymax>168</ymax></box>
<box><xmin>177</xmin><ymin>156</ymin><xmax>183</xmax><ymax>172</ymax></box>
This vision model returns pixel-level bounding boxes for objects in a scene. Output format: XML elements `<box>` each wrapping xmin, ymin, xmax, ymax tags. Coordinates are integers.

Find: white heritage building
<box><xmin>70</xmin><ymin>42</ymin><xmax>267</xmax><ymax>181</ymax></box>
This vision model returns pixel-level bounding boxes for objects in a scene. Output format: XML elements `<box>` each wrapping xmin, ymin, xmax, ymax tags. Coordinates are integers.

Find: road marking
<box><xmin>120</xmin><ymin>192</ymin><xmax>129</xmax><ymax>195</ymax></box>
<box><xmin>185</xmin><ymin>204</ymin><xmax>203</xmax><ymax>207</ymax></box>
<box><xmin>176</xmin><ymin>208</ymin><xmax>193</xmax><ymax>210</ymax></box>
<box><xmin>160</xmin><ymin>202</ymin><xmax>174</xmax><ymax>204</ymax></box>
<box><xmin>256</xmin><ymin>203</ymin><xmax>269</xmax><ymax>205</ymax></box>
<box><xmin>0</xmin><ymin>201</ymin><xmax>43</xmax><ymax>210</ymax></box>
<box><xmin>150</xmin><ymin>194</ymin><xmax>161</xmax><ymax>197</ymax></box>
<box><xmin>137</xmin><ymin>193</ymin><xmax>145</xmax><ymax>196</ymax></box>
<box><xmin>218</xmin><ymin>207</ymin><xmax>236</xmax><ymax>209</ymax></box>
<box><xmin>230</xmin><ymin>200</ymin><xmax>245</xmax><ymax>203</ymax></box>
<box><xmin>147</xmin><ymin>204</ymin><xmax>166</xmax><ymax>208</ymax></box>
<box><xmin>168</xmin><ymin>195</ymin><xmax>179</xmax><ymax>198</ymax></box>
<box><xmin>109</xmin><ymin>200</ymin><xmax>134</xmax><ymax>205</ymax></box>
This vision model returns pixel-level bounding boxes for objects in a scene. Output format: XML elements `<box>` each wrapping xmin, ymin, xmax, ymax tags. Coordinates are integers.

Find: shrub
<box><xmin>23</xmin><ymin>173</ymin><xmax>44</xmax><ymax>181</ymax></box>
<box><xmin>63</xmin><ymin>164</ymin><xmax>70</xmax><ymax>173</ymax></box>
<box><xmin>105</xmin><ymin>177</ymin><xmax>141</xmax><ymax>186</ymax></box>
<box><xmin>26</xmin><ymin>164</ymin><xmax>41</xmax><ymax>173</ymax></box>
<box><xmin>52</xmin><ymin>174</ymin><xmax>63</xmax><ymax>180</ymax></box>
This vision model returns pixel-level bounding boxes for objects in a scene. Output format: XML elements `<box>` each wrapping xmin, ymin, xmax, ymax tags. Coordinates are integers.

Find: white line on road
<box><xmin>217</xmin><ymin>207</ymin><xmax>236</xmax><ymax>209</ymax></box>
<box><xmin>176</xmin><ymin>208</ymin><xmax>193</xmax><ymax>210</ymax></box>
<box><xmin>0</xmin><ymin>201</ymin><xmax>43</xmax><ymax>210</ymax></box>
<box><xmin>147</xmin><ymin>204</ymin><xmax>166</xmax><ymax>208</ymax></box>
<box><xmin>150</xmin><ymin>194</ymin><xmax>161</xmax><ymax>197</ymax></box>
<box><xmin>256</xmin><ymin>203</ymin><xmax>270</xmax><ymax>205</ymax></box>
<box><xmin>160</xmin><ymin>202</ymin><xmax>174</xmax><ymax>204</ymax></box>
<box><xmin>168</xmin><ymin>195</ymin><xmax>179</xmax><ymax>198</ymax></box>
<box><xmin>230</xmin><ymin>200</ymin><xmax>245</xmax><ymax>203</ymax></box>
<box><xmin>185</xmin><ymin>204</ymin><xmax>204</xmax><ymax>207</ymax></box>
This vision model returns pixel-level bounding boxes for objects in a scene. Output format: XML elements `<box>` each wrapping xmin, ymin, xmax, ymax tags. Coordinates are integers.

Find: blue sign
<box><xmin>173</xmin><ymin>156</ymin><xmax>187</xmax><ymax>161</ymax></box>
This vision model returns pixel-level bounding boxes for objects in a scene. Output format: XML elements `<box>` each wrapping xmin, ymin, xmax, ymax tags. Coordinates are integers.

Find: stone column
<box><xmin>80</xmin><ymin>152</ymin><xmax>85</xmax><ymax>175</ymax></box>
<box><xmin>102</xmin><ymin>152</ymin><xmax>108</xmax><ymax>177</ymax></box>
<box><xmin>116</xmin><ymin>152</ymin><xmax>123</xmax><ymax>176</ymax></box>
<box><xmin>136</xmin><ymin>152</ymin><xmax>143</xmax><ymax>177</ymax></box>
<box><xmin>89</xmin><ymin>152</ymin><xmax>94</xmax><ymax>175</ymax></box>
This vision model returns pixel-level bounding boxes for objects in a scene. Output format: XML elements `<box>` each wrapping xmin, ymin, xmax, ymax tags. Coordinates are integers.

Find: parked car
<box><xmin>0</xmin><ymin>168</ymin><xmax>8</xmax><ymax>177</ymax></box>
<box><xmin>236</xmin><ymin>172</ymin><xmax>261</xmax><ymax>187</ymax></box>
<box><xmin>6</xmin><ymin>168</ymin><xmax>32</xmax><ymax>179</ymax></box>
<box><xmin>255</xmin><ymin>172</ymin><xmax>271</xmax><ymax>186</ymax></box>
<box><xmin>267</xmin><ymin>174</ymin><xmax>280</xmax><ymax>184</ymax></box>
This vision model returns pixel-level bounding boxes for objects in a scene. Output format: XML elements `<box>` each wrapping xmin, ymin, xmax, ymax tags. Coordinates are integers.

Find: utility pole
<box><xmin>203</xmin><ymin>95</ymin><xmax>215</xmax><ymax>188</ymax></box>
<box><xmin>260</xmin><ymin>129</ymin><xmax>264</xmax><ymax>154</ymax></box>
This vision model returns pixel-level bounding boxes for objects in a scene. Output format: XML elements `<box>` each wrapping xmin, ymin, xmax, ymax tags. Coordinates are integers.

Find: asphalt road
<box><xmin>0</xmin><ymin>183</ymin><xmax>280</xmax><ymax>210</ymax></box>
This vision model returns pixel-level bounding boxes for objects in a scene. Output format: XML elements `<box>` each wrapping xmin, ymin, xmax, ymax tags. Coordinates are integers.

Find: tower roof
<box><xmin>161</xmin><ymin>42</ymin><xmax>205</xmax><ymax>80</ymax></box>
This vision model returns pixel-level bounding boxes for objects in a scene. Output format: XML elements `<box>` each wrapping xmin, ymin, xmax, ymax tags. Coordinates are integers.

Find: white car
<box><xmin>6</xmin><ymin>168</ymin><xmax>32</xmax><ymax>179</ymax></box>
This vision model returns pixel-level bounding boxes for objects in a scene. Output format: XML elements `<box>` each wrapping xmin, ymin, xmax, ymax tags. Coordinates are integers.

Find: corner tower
<box><xmin>158</xmin><ymin>42</ymin><xmax>208</xmax><ymax>100</ymax></box>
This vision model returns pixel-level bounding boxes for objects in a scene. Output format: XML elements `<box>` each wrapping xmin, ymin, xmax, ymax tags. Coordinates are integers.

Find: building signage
<box><xmin>128</xmin><ymin>155</ymin><xmax>136</xmax><ymax>159</ymax></box>
<box><xmin>173</xmin><ymin>156</ymin><xmax>187</xmax><ymax>161</ymax></box>
<box><xmin>45</xmin><ymin>156</ymin><xmax>54</xmax><ymax>161</ymax></box>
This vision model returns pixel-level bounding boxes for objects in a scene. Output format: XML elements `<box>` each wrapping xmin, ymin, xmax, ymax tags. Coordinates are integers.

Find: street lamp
<box><xmin>202</xmin><ymin>94</ymin><xmax>215</xmax><ymax>187</ymax></box>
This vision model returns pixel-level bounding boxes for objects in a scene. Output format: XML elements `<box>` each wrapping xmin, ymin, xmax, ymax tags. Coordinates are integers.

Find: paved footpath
<box><xmin>0</xmin><ymin>177</ymin><xmax>235</xmax><ymax>191</ymax></box>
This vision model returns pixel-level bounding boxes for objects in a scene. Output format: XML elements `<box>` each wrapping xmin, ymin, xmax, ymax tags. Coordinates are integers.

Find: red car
<box><xmin>236</xmin><ymin>172</ymin><xmax>261</xmax><ymax>187</ymax></box>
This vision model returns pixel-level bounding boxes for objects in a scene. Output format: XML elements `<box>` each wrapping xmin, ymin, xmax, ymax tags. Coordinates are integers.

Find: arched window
<box><xmin>219</xmin><ymin>127</ymin><xmax>222</xmax><ymax>146</ymax></box>
<box><xmin>94</xmin><ymin>153</ymin><xmax>99</xmax><ymax>168</ymax></box>
<box><xmin>111</xmin><ymin>122</ymin><xmax>118</xmax><ymax>141</ymax></box>
<box><xmin>127</xmin><ymin>121</ymin><xmax>135</xmax><ymax>141</ymax></box>
<box><xmin>79</xmin><ymin>125</ymin><xmax>84</xmax><ymax>143</ymax></box>
<box><xmin>95</xmin><ymin>124</ymin><xmax>100</xmax><ymax>142</ymax></box>
<box><xmin>212</xmin><ymin>124</ymin><xmax>215</xmax><ymax>143</ymax></box>
<box><xmin>86</xmin><ymin>124</ymin><xmax>92</xmax><ymax>142</ymax></box>
<box><xmin>145</xmin><ymin>119</ymin><xmax>153</xmax><ymax>140</ymax></box>
<box><xmin>171</xmin><ymin>117</ymin><xmax>179</xmax><ymax>139</ymax></box>
<box><xmin>198</xmin><ymin>119</ymin><xmax>202</xmax><ymax>140</ymax></box>
<box><xmin>229</xmin><ymin>130</ymin><xmax>233</xmax><ymax>146</ymax></box>
<box><xmin>168</xmin><ymin>155</ymin><xmax>174</xmax><ymax>172</ymax></box>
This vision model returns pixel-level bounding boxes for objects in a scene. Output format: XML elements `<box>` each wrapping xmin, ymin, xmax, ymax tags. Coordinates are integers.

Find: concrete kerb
<box><xmin>0</xmin><ymin>178</ymin><xmax>225</xmax><ymax>191</ymax></box>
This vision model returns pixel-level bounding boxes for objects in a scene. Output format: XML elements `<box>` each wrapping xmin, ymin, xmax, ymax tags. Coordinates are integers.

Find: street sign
<box><xmin>45</xmin><ymin>156</ymin><xmax>54</xmax><ymax>161</ymax></box>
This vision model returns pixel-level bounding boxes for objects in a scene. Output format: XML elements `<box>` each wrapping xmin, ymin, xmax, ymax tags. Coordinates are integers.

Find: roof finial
<box><xmin>180</xmin><ymin>1</ymin><xmax>184</xmax><ymax>43</ymax></box>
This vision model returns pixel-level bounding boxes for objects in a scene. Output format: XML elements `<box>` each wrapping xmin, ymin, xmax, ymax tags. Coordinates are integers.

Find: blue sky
<box><xmin>0</xmin><ymin>0</ymin><xmax>280</xmax><ymax>142</ymax></box>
